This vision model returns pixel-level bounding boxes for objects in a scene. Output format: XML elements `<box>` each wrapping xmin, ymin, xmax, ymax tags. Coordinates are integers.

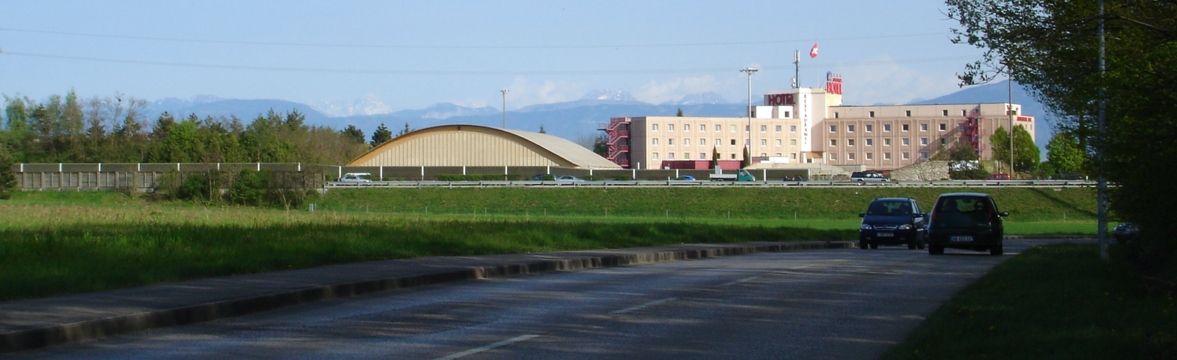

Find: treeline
<box><xmin>1</xmin><ymin>91</ymin><xmax>371</xmax><ymax>164</ymax></box>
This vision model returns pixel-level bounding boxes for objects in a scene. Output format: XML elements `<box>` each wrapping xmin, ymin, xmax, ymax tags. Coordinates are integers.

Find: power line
<box><xmin>0</xmin><ymin>50</ymin><xmax>975</xmax><ymax>75</ymax></box>
<box><xmin>0</xmin><ymin>26</ymin><xmax>947</xmax><ymax>50</ymax></box>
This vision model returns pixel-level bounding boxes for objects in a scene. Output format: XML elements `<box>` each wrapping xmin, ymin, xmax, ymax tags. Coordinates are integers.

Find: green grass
<box><xmin>0</xmin><ymin>188</ymin><xmax>1098</xmax><ymax>301</ymax></box>
<box><xmin>884</xmin><ymin>244</ymin><xmax>1177</xmax><ymax>359</ymax></box>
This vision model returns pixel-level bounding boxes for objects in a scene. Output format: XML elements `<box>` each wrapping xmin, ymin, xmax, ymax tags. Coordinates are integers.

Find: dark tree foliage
<box><xmin>0</xmin><ymin>143</ymin><xmax>16</xmax><ymax>199</ymax></box>
<box><xmin>948</xmin><ymin>0</ymin><xmax>1177</xmax><ymax>277</ymax></box>
<box><xmin>341</xmin><ymin>125</ymin><xmax>365</xmax><ymax>145</ymax></box>
<box><xmin>741</xmin><ymin>146</ymin><xmax>751</xmax><ymax>169</ymax></box>
<box><xmin>592</xmin><ymin>133</ymin><xmax>608</xmax><ymax>157</ymax></box>
<box><xmin>371</xmin><ymin>123</ymin><xmax>393</xmax><ymax>146</ymax></box>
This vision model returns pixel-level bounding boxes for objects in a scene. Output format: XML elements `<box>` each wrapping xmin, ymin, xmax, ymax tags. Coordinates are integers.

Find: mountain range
<box><xmin>144</xmin><ymin>81</ymin><xmax>1051</xmax><ymax>152</ymax></box>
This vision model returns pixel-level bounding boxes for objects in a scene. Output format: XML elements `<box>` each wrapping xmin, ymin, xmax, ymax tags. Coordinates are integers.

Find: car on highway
<box><xmin>926</xmin><ymin>192</ymin><xmax>1008</xmax><ymax>256</ymax></box>
<box><xmin>850</xmin><ymin>171</ymin><xmax>888</xmax><ymax>183</ymax></box>
<box><xmin>675</xmin><ymin>175</ymin><xmax>696</xmax><ymax>181</ymax></box>
<box><xmin>1113</xmin><ymin>222</ymin><xmax>1140</xmax><ymax>244</ymax></box>
<box><xmin>859</xmin><ymin>197</ymin><xmax>926</xmax><ymax>249</ymax></box>
<box><xmin>339</xmin><ymin>172</ymin><xmax>373</xmax><ymax>183</ymax></box>
<box><xmin>554</xmin><ymin>175</ymin><xmax>585</xmax><ymax>182</ymax></box>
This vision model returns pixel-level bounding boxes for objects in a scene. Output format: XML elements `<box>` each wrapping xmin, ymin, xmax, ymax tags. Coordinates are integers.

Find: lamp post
<box><xmin>740</xmin><ymin>67</ymin><xmax>758</xmax><ymax>165</ymax></box>
<box><xmin>1008</xmin><ymin>70</ymin><xmax>1014</xmax><ymax>178</ymax></box>
<box><xmin>500</xmin><ymin>89</ymin><xmax>509</xmax><ymax>129</ymax></box>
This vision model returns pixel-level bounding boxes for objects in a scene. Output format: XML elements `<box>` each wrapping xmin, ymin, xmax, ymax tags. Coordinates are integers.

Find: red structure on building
<box><xmin>605</xmin><ymin>117</ymin><xmax>631</xmax><ymax>168</ymax></box>
<box><xmin>962</xmin><ymin>106</ymin><xmax>982</xmax><ymax>155</ymax></box>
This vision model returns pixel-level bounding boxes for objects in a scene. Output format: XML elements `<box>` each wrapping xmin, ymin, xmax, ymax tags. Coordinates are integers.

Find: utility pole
<box><xmin>500</xmin><ymin>89</ymin><xmax>509</xmax><ymax>129</ymax></box>
<box><xmin>740</xmin><ymin>67</ymin><xmax>758</xmax><ymax>165</ymax></box>
<box><xmin>792</xmin><ymin>50</ymin><xmax>800</xmax><ymax>88</ymax></box>
<box><xmin>1008</xmin><ymin>69</ymin><xmax>1014</xmax><ymax>178</ymax></box>
<box><xmin>1096</xmin><ymin>0</ymin><xmax>1109</xmax><ymax>260</ymax></box>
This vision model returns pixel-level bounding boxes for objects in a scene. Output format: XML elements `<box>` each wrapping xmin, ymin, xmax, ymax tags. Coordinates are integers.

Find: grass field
<box><xmin>884</xmin><ymin>244</ymin><xmax>1177</xmax><ymax>359</ymax></box>
<box><xmin>0</xmin><ymin>187</ymin><xmax>1098</xmax><ymax>301</ymax></box>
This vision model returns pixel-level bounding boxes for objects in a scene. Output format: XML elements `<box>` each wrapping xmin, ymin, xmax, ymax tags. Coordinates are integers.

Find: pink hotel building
<box><xmin>604</xmin><ymin>75</ymin><xmax>1036</xmax><ymax>170</ymax></box>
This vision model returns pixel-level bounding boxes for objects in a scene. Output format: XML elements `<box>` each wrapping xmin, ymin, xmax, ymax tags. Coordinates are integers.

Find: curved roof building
<box><xmin>348</xmin><ymin>124</ymin><xmax>621</xmax><ymax>169</ymax></box>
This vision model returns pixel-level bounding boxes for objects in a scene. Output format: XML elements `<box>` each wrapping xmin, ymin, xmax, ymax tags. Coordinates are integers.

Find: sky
<box><xmin>0</xmin><ymin>0</ymin><xmax>991</xmax><ymax>117</ymax></box>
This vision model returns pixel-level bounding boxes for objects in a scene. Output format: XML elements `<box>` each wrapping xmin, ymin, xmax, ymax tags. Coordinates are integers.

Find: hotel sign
<box><xmin>765</xmin><ymin>93</ymin><xmax>795</xmax><ymax>106</ymax></box>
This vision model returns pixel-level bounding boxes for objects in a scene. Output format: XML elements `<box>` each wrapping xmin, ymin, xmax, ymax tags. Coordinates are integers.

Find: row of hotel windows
<box><xmin>829</xmin><ymin>122</ymin><xmax>949</xmax><ymax>133</ymax></box>
<box><xmin>651</xmin><ymin>138</ymin><xmax>797</xmax><ymax>146</ymax></box>
<box><xmin>650</xmin><ymin>124</ymin><xmax>798</xmax><ymax>132</ymax></box>
<box><xmin>826</xmin><ymin>151</ymin><xmax>930</xmax><ymax>161</ymax></box>
<box><xmin>833</xmin><ymin>109</ymin><xmax>980</xmax><ymax>119</ymax></box>
<box><xmin>651</xmin><ymin>152</ymin><xmax>794</xmax><ymax>160</ymax></box>
<box><xmin>828</xmin><ymin>137</ymin><xmax>947</xmax><ymax>147</ymax></box>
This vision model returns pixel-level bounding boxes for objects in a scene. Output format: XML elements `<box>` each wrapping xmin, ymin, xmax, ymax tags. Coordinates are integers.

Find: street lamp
<box><xmin>740</xmin><ymin>67</ymin><xmax>758</xmax><ymax>165</ymax></box>
<box><xmin>500</xmin><ymin>89</ymin><xmax>509</xmax><ymax>129</ymax></box>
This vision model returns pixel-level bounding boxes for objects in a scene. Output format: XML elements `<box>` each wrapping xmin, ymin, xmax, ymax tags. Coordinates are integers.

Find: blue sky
<box><xmin>0</xmin><ymin>0</ymin><xmax>989</xmax><ymax>116</ymax></box>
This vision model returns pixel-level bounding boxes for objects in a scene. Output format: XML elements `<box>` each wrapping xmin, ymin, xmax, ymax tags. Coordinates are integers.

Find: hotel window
<box><xmin>684</xmin><ymin>153</ymin><xmax>691</xmax><ymax>159</ymax></box>
<box><xmin>775</xmin><ymin>125</ymin><xmax>782</xmax><ymax>132</ymax></box>
<box><xmin>834</xmin><ymin>112</ymin><xmax>840</xmax><ymax>118</ymax></box>
<box><xmin>699</xmin><ymin>152</ymin><xmax>706</xmax><ymax>159</ymax></box>
<box><xmin>715</xmin><ymin>125</ymin><xmax>722</xmax><ymax>132</ymax></box>
<box><xmin>790</xmin><ymin>125</ymin><xmax>797</xmax><ymax>132</ymax></box>
<box><xmin>760</xmin><ymin>139</ymin><xmax>767</xmax><ymax>146</ymax></box>
<box><xmin>961</xmin><ymin>109</ymin><xmax>967</xmax><ymax>116</ymax></box>
<box><xmin>905</xmin><ymin>110</ymin><xmax>912</xmax><ymax>117</ymax></box>
<box><xmin>652</xmin><ymin>124</ymin><xmax>659</xmax><ymax>131</ymax></box>
<box><xmin>868</xmin><ymin>111</ymin><xmax>875</xmax><ymax>118</ymax></box>
<box><xmin>920</xmin><ymin>123</ymin><xmax>928</xmax><ymax>132</ymax></box>
<box><xmin>683</xmin><ymin>138</ymin><xmax>690</xmax><ymax>146</ymax></box>
<box><xmin>731</xmin><ymin>153</ymin><xmax>737</xmax><ymax>159</ymax></box>
<box><xmin>729</xmin><ymin>125</ymin><xmax>737</xmax><ymax>133</ymax></box>
<box><xmin>884</xmin><ymin>138</ymin><xmax>892</xmax><ymax>146</ymax></box>
<box><xmin>683</xmin><ymin>124</ymin><xmax>690</xmax><ymax>131</ymax></box>
<box><xmin>760</xmin><ymin>125</ymin><xmax>767</xmax><ymax>132</ymax></box>
<box><xmin>902</xmin><ymin>152</ymin><xmax>910</xmax><ymax>160</ymax></box>
<box><xmin>865</xmin><ymin>124</ymin><xmax>873</xmax><ymax>132</ymax></box>
<box><xmin>829</xmin><ymin>153</ymin><xmax>837</xmax><ymax>160</ymax></box>
<box><xmin>866</xmin><ymin>152</ymin><xmax>873</xmax><ymax>160</ymax></box>
<box><xmin>847</xmin><ymin>124</ymin><xmax>855</xmax><ymax>133</ymax></box>
<box><xmin>730</xmin><ymin>139</ymin><xmax>737</xmax><ymax>145</ymax></box>
<box><xmin>761</xmin><ymin>153</ymin><xmax>767</xmax><ymax>157</ymax></box>
<box><xmin>775</xmin><ymin>139</ymin><xmax>782</xmax><ymax>146</ymax></box>
<box><xmin>652</xmin><ymin>138</ymin><xmax>659</xmax><ymax>145</ymax></box>
<box><xmin>745</xmin><ymin>125</ymin><xmax>750</xmax><ymax>131</ymax></box>
<box><xmin>715</xmin><ymin>138</ymin><xmax>722</xmax><ymax>145</ymax></box>
<box><xmin>848</xmin><ymin>139</ymin><xmax>856</xmax><ymax>147</ymax></box>
<box><xmin>668</xmin><ymin>152</ymin><xmax>675</xmax><ymax>159</ymax></box>
<box><xmin>668</xmin><ymin>124</ymin><xmax>674</xmax><ymax>131</ymax></box>
<box><xmin>829</xmin><ymin>125</ymin><xmax>837</xmax><ymax>133</ymax></box>
<box><xmin>830</xmin><ymin>139</ymin><xmax>838</xmax><ymax>146</ymax></box>
<box><xmin>920</xmin><ymin>151</ymin><xmax>929</xmax><ymax>160</ymax></box>
<box><xmin>884</xmin><ymin>124</ymin><xmax>892</xmax><ymax>132</ymax></box>
<box><xmin>667</xmin><ymin>138</ymin><xmax>674</xmax><ymax>145</ymax></box>
<box><xmin>902</xmin><ymin>124</ymin><xmax>910</xmax><ymax>132</ymax></box>
<box><xmin>784</xmin><ymin>111</ymin><xmax>792</xmax><ymax>118</ymax></box>
<box><xmin>940</xmin><ymin>138</ymin><xmax>947</xmax><ymax>145</ymax></box>
<box><xmin>939</xmin><ymin>123</ymin><xmax>947</xmax><ymax>131</ymax></box>
<box><xmin>921</xmin><ymin>137</ymin><xmax>929</xmax><ymax>145</ymax></box>
<box><xmin>791</xmin><ymin>153</ymin><xmax>797</xmax><ymax>159</ymax></box>
<box><xmin>848</xmin><ymin>152</ymin><xmax>856</xmax><ymax>160</ymax></box>
<box><xmin>790</xmin><ymin>139</ymin><xmax>797</xmax><ymax>145</ymax></box>
<box><xmin>775</xmin><ymin>153</ymin><xmax>782</xmax><ymax>157</ymax></box>
<box><xmin>942</xmin><ymin>109</ymin><xmax>949</xmax><ymax>116</ymax></box>
<box><xmin>699</xmin><ymin>138</ymin><xmax>706</xmax><ymax>145</ymax></box>
<box><xmin>866</xmin><ymin>138</ymin><xmax>874</xmax><ymax>146</ymax></box>
<box><xmin>699</xmin><ymin>124</ymin><xmax>706</xmax><ymax>132</ymax></box>
<box><xmin>884</xmin><ymin>152</ymin><xmax>892</xmax><ymax>160</ymax></box>
<box><xmin>902</xmin><ymin>138</ymin><xmax>910</xmax><ymax>146</ymax></box>
<box><xmin>653</xmin><ymin>152</ymin><xmax>660</xmax><ymax>159</ymax></box>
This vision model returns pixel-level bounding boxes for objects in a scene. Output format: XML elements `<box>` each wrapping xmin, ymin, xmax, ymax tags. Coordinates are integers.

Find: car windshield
<box><xmin>866</xmin><ymin>200</ymin><xmax>911</xmax><ymax>216</ymax></box>
<box><xmin>933</xmin><ymin>197</ymin><xmax>994</xmax><ymax>226</ymax></box>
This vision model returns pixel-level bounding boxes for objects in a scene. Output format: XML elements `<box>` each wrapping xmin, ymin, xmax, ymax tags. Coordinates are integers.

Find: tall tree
<box><xmin>988</xmin><ymin>126</ymin><xmax>1038</xmax><ymax>174</ymax></box>
<box><xmin>371</xmin><ymin>123</ymin><xmax>392</xmax><ymax>146</ymax></box>
<box><xmin>340</xmin><ymin>125</ymin><xmax>365</xmax><ymax>145</ymax></box>
<box><xmin>1046</xmin><ymin>130</ymin><xmax>1084</xmax><ymax>175</ymax></box>
<box><xmin>395</xmin><ymin>122</ymin><xmax>412</xmax><ymax>137</ymax></box>
<box><xmin>0</xmin><ymin>143</ymin><xmax>16</xmax><ymax>199</ymax></box>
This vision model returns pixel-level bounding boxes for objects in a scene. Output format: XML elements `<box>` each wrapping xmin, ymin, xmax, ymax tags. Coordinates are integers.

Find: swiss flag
<box><xmin>809</xmin><ymin>42</ymin><xmax>819</xmax><ymax>58</ymax></box>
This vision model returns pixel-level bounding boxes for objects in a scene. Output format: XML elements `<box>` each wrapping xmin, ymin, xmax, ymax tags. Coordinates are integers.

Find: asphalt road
<box><xmin>14</xmin><ymin>240</ymin><xmax>1058</xmax><ymax>360</ymax></box>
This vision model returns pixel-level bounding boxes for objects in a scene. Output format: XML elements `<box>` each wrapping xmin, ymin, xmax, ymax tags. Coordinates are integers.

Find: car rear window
<box><xmin>933</xmin><ymin>197</ymin><xmax>995</xmax><ymax>227</ymax></box>
<box><xmin>867</xmin><ymin>200</ymin><xmax>912</xmax><ymax>215</ymax></box>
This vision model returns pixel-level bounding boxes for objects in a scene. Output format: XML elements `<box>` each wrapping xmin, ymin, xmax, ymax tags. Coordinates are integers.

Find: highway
<box><xmin>14</xmin><ymin>240</ymin><xmax>1069</xmax><ymax>359</ymax></box>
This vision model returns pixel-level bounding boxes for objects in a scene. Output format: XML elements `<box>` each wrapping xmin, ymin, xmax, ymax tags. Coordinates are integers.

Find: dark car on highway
<box><xmin>926</xmin><ymin>192</ymin><xmax>1008</xmax><ymax>256</ymax></box>
<box><xmin>859</xmin><ymin>197</ymin><xmax>926</xmax><ymax>249</ymax></box>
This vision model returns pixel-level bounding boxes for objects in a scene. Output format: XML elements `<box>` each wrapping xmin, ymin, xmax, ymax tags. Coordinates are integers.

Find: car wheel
<box><xmin>929</xmin><ymin>245</ymin><xmax>943</xmax><ymax>255</ymax></box>
<box><xmin>990</xmin><ymin>244</ymin><xmax>1004</xmax><ymax>256</ymax></box>
<box><xmin>870</xmin><ymin>243</ymin><xmax>879</xmax><ymax>249</ymax></box>
<box><xmin>859</xmin><ymin>241</ymin><xmax>869</xmax><ymax>249</ymax></box>
<box><xmin>907</xmin><ymin>242</ymin><xmax>916</xmax><ymax>250</ymax></box>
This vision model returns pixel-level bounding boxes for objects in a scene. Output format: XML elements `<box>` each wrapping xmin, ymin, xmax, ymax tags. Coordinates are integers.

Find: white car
<box><xmin>339</xmin><ymin>172</ymin><xmax>373</xmax><ymax>183</ymax></box>
<box><xmin>850</xmin><ymin>171</ymin><xmax>888</xmax><ymax>183</ymax></box>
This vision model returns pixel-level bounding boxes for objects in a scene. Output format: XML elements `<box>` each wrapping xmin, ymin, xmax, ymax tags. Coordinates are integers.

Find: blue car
<box><xmin>859</xmin><ymin>197</ymin><xmax>927</xmax><ymax>249</ymax></box>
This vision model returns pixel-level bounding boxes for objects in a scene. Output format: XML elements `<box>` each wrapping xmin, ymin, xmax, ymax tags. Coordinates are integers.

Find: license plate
<box><xmin>950</xmin><ymin>235</ymin><xmax>974</xmax><ymax>242</ymax></box>
<box><xmin>877</xmin><ymin>232</ymin><xmax>894</xmax><ymax>237</ymax></box>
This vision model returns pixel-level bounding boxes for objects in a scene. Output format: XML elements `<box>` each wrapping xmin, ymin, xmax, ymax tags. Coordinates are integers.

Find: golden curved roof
<box><xmin>348</xmin><ymin>124</ymin><xmax>621</xmax><ymax>169</ymax></box>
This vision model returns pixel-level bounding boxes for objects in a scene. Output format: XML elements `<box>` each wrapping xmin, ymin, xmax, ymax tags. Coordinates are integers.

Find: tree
<box><xmin>1046</xmin><ymin>130</ymin><xmax>1084</xmax><ymax>175</ymax></box>
<box><xmin>988</xmin><ymin>126</ymin><xmax>1038</xmax><ymax>174</ymax></box>
<box><xmin>948</xmin><ymin>0</ymin><xmax>1177</xmax><ymax>273</ymax></box>
<box><xmin>395</xmin><ymin>122</ymin><xmax>412</xmax><ymax>137</ymax></box>
<box><xmin>538</xmin><ymin>124</ymin><xmax>546</xmax><ymax>134</ymax></box>
<box><xmin>741</xmin><ymin>146</ymin><xmax>751</xmax><ymax>169</ymax></box>
<box><xmin>0</xmin><ymin>143</ymin><xmax>16</xmax><ymax>199</ymax></box>
<box><xmin>340</xmin><ymin>125</ymin><xmax>365</xmax><ymax>144</ymax></box>
<box><xmin>710</xmin><ymin>146</ymin><xmax>719</xmax><ymax>170</ymax></box>
<box><xmin>676</xmin><ymin>108</ymin><xmax>684</xmax><ymax>117</ymax></box>
<box><xmin>371</xmin><ymin>123</ymin><xmax>392</xmax><ymax>146</ymax></box>
<box><xmin>592</xmin><ymin>133</ymin><xmax>608</xmax><ymax>157</ymax></box>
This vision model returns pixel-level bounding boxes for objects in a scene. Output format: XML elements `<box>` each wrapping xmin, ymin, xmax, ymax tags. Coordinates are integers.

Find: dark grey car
<box><xmin>858</xmin><ymin>197</ymin><xmax>926</xmax><ymax>249</ymax></box>
<box><xmin>927</xmin><ymin>192</ymin><xmax>1008</xmax><ymax>256</ymax></box>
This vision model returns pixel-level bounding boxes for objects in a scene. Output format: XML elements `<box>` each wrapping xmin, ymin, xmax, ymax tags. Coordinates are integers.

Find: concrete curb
<box><xmin>1</xmin><ymin>240</ymin><xmax>851</xmax><ymax>353</ymax></box>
